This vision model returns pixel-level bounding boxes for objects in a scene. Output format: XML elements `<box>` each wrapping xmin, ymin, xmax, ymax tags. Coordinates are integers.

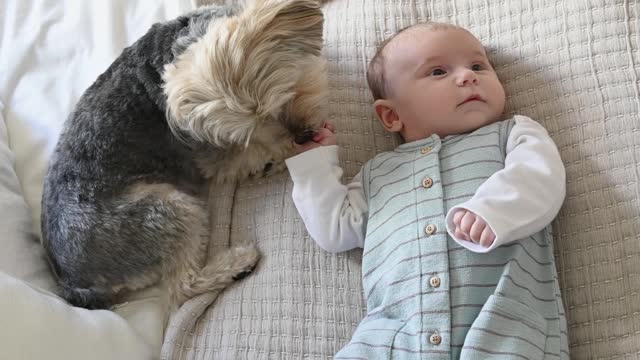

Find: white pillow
<box><xmin>0</xmin><ymin>272</ymin><xmax>162</xmax><ymax>360</ymax></box>
<box><xmin>0</xmin><ymin>101</ymin><xmax>56</xmax><ymax>291</ymax></box>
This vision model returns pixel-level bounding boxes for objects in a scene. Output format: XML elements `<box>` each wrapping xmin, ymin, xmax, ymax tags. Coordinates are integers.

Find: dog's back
<box><xmin>41</xmin><ymin>7</ymin><xmax>233</xmax><ymax>309</ymax></box>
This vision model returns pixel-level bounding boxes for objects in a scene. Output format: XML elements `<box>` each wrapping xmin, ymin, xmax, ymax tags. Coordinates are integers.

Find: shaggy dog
<box><xmin>41</xmin><ymin>0</ymin><xmax>328</xmax><ymax>309</ymax></box>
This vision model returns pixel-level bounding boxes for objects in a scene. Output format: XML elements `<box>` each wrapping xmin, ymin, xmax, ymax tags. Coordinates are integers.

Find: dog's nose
<box><xmin>263</xmin><ymin>162</ymin><xmax>273</xmax><ymax>173</ymax></box>
<box><xmin>294</xmin><ymin>130</ymin><xmax>315</xmax><ymax>144</ymax></box>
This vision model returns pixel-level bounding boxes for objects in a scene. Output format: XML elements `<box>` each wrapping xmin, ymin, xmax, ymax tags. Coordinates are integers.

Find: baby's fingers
<box><xmin>468</xmin><ymin>217</ymin><xmax>487</xmax><ymax>243</ymax></box>
<box><xmin>313</xmin><ymin>128</ymin><xmax>333</xmax><ymax>140</ymax></box>
<box><xmin>459</xmin><ymin>211</ymin><xmax>476</xmax><ymax>235</ymax></box>
<box><xmin>323</xmin><ymin>122</ymin><xmax>336</xmax><ymax>133</ymax></box>
<box><xmin>454</xmin><ymin>227</ymin><xmax>469</xmax><ymax>242</ymax></box>
<box><xmin>479</xmin><ymin>227</ymin><xmax>496</xmax><ymax>247</ymax></box>
<box><xmin>313</xmin><ymin>128</ymin><xmax>337</xmax><ymax>146</ymax></box>
<box><xmin>452</xmin><ymin>209</ymin><xmax>467</xmax><ymax>226</ymax></box>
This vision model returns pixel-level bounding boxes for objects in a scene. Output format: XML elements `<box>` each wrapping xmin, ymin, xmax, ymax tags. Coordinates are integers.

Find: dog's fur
<box><xmin>41</xmin><ymin>0</ymin><xmax>328</xmax><ymax>310</ymax></box>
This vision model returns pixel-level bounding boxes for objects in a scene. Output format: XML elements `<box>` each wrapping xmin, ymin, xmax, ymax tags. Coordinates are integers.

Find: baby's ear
<box><xmin>374</xmin><ymin>99</ymin><xmax>403</xmax><ymax>133</ymax></box>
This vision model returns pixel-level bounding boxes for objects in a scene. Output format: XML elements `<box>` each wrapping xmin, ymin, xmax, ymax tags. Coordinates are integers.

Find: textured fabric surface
<box><xmin>164</xmin><ymin>0</ymin><xmax>640</xmax><ymax>359</ymax></box>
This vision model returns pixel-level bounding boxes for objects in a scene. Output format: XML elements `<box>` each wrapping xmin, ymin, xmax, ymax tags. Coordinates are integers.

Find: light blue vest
<box><xmin>335</xmin><ymin>119</ymin><xmax>569</xmax><ymax>360</ymax></box>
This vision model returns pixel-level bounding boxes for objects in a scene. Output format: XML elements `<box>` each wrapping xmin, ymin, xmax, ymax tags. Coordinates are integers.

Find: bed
<box><xmin>1</xmin><ymin>0</ymin><xmax>638</xmax><ymax>359</ymax></box>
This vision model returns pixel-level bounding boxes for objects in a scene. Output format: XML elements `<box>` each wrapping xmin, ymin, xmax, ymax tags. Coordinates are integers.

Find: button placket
<box><xmin>413</xmin><ymin>139</ymin><xmax>448</xmax><ymax>352</ymax></box>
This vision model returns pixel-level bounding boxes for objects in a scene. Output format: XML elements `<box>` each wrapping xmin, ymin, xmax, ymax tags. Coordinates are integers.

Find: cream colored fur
<box><xmin>163</xmin><ymin>0</ymin><xmax>328</xmax><ymax>184</ymax></box>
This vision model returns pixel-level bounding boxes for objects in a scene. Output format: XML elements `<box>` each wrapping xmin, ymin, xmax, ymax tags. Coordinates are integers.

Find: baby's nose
<box><xmin>457</xmin><ymin>69</ymin><xmax>478</xmax><ymax>86</ymax></box>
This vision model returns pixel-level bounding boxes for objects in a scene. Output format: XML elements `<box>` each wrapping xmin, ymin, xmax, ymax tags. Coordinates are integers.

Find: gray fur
<box><xmin>41</xmin><ymin>6</ymin><xmax>244</xmax><ymax>309</ymax></box>
<box><xmin>171</xmin><ymin>6</ymin><xmax>236</xmax><ymax>57</ymax></box>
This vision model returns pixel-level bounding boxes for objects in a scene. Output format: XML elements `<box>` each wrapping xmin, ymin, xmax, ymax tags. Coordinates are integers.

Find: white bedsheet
<box><xmin>0</xmin><ymin>1</ymin><xmax>196</xmax><ymax>358</ymax></box>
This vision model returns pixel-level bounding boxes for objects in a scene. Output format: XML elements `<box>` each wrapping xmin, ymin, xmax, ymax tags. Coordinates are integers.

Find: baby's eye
<box><xmin>430</xmin><ymin>68</ymin><xmax>446</xmax><ymax>76</ymax></box>
<box><xmin>471</xmin><ymin>64</ymin><xmax>483</xmax><ymax>71</ymax></box>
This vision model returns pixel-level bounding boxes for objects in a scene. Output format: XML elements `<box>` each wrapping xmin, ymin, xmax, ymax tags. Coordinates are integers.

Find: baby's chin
<box><xmin>428</xmin><ymin>114</ymin><xmax>499</xmax><ymax>138</ymax></box>
<box><xmin>457</xmin><ymin>110</ymin><xmax>501</xmax><ymax>132</ymax></box>
<box><xmin>407</xmin><ymin>111</ymin><xmax>503</xmax><ymax>140</ymax></box>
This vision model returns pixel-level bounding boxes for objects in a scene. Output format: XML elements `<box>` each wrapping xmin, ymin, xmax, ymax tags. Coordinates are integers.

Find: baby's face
<box><xmin>384</xmin><ymin>28</ymin><xmax>506</xmax><ymax>141</ymax></box>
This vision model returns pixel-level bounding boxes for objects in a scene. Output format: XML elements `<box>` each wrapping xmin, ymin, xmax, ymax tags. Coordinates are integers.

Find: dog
<box><xmin>40</xmin><ymin>0</ymin><xmax>328</xmax><ymax>310</ymax></box>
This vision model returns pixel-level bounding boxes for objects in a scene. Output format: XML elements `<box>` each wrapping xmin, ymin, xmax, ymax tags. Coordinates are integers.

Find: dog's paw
<box><xmin>229</xmin><ymin>245</ymin><xmax>260</xmax><ymax>278</ymax></box>
<box><xmin>232</xmin><ymin>262</ymin><xmax>259</xmax><ymax>281</ymax></box>
<box><xmin>212</xmin><ymin>245</ymin><xmax>260</xmax><ymax>282</ymax></box>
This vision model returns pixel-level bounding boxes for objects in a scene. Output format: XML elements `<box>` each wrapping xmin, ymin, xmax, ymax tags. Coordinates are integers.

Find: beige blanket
<box><xmin>163</xmin><ymin>0</ymin><xmax>640</xmax><ymax>358</ymax></box>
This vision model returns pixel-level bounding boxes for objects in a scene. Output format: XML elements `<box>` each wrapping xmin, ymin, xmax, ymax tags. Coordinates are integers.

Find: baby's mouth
<box><xmin>458</xmin><ymin>94</ymin><xmax>485</xmax><ymax>106</ymax></box>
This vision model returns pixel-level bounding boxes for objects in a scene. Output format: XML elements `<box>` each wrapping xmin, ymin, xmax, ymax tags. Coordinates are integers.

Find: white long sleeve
<box><xmin>445</xmin><ymin>116</ymin><xmax>566</xmax><ymax>253</ymax></box>
<box><xmin>285</xmin><ymin>145</ymin><xmax>367</xmax><ymax>252</ymax></box>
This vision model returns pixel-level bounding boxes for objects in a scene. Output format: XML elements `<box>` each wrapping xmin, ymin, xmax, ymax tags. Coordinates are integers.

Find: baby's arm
<box><xmin>285</xmin><ymin>133</ymin><xmax>367</xmax><ymax>252</ymax></box>
<box><xmin>446</xmin><ymin>116</ymin><xmax>566</xmax><ymax>253</ymax></box>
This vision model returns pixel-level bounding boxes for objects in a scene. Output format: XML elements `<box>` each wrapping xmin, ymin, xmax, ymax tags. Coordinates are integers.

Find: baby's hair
<box><xmin>366</xmin><ymin>22</ymin><xmax>467</xmax><ymax>101</ymax></box>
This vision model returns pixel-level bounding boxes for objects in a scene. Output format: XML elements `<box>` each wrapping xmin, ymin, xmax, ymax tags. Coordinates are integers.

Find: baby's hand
<box><xmin>452</xmin><ymin>209</ymin><xmax>496</xmax><ymax>247</ymax></box>
<box><xmin>294</xmin><ymin>122</ymin><xmax>337</xmax><ymax>154</ymax></box>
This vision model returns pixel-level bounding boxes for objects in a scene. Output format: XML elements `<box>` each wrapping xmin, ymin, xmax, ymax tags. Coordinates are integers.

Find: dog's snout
<box><xmin>294</xmin><ymin>130</ymin><xmax>315</xmax><ymax>145</ymax></box>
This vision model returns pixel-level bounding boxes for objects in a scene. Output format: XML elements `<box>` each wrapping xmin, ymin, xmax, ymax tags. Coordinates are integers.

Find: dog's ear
<box><xmin>253</xmin><ymin>0</ymin><xmax>324</xmax><ymax>56</ymax></box>
<box><xmin>163</xmin><ymin>0</ymin><xmax>324</xmax><ymax>149</ymax></box>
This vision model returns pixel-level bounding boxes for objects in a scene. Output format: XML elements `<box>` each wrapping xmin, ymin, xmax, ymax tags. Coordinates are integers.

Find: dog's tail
<box><xmin>58</xmin><ymin>282</ymin><xmax>114</xmax><ymax>310</ymax></box>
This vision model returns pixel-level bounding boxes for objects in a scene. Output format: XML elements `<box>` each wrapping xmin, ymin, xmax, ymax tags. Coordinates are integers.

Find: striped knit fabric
<box><xmin>334</xmin><ymin>119</ymin><xmax>569</xmax><ymax>359</ymax></box>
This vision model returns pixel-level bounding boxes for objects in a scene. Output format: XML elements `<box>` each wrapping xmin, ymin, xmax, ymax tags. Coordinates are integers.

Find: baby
<box><xmin>287</xmin><ymin>22</ymin><xmax>569</xmax><ymax>359</ymax></box>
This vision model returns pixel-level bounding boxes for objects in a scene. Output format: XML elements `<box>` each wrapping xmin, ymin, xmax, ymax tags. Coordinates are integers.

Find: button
<box><xmin>422</xmin><ymin>177</ymin><xmax>433</xmax><ymax>188</ymax></box>
<box><xmin>429</xmin><ymin>333</ymin><xmax>442</xmax><ymax>345</ymax></box>
<box><xmin>429</xmin><ymin>275</ymin><xmax>441</xmax><ymax>288</ymax></box>
<box><xmin>421</xmin><ymin>146</ymin><xmax>432</xmax><ymax>154</ymax></box>
<box><xmin>425</xmin><ymin>224</ymin><xmax>436</xmax><ymax>235</ymax></box>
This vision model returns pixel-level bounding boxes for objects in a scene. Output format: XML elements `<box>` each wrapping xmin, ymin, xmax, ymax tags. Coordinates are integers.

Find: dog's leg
<box><xmin>44</xmin><ymin>182</ymin><xmax>199</xmax><ymax>309</ymax></box>
<box><xmin>125</xmin><ymin>183</ymin><xmax>260</xmax><ymax>306</ymax></box>
<box><xmin>56</xmin><ymin>182</ymin><xmax>259</xmax><ymax>308</ymax></box>
<box><xmin>174</xmin><ymin>245</ymin><xmax>260</xmax><ymax>304</ymax></box>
